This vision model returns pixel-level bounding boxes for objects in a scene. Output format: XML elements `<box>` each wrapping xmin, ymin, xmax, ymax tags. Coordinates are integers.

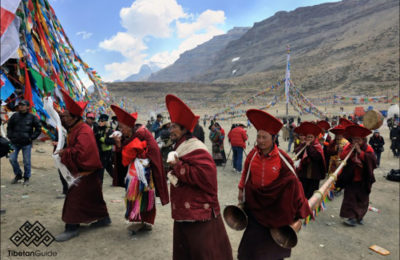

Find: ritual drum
<box><xmin>363</xmin><ymin>110</ymin><xmax>384</xmax><ymax>130</ymax></box>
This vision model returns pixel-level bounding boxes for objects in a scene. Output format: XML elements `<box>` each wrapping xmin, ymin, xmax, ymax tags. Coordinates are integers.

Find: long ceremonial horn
<box><xmin>227</xmin><ymin>112</ymin><xmax>383</xmax><ymax>249</ymax></box>
<box><xmin>269</xmin><ymin>145</ymin><xmax>355</xmax><ymax>249</ymax></box>
<box><xmin>292</xmin><ymin>145</ymin><xmax>306</xmax><ymax>161</ymax></box>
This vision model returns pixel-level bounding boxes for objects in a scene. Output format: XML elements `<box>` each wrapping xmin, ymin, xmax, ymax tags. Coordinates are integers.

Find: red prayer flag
<box><xmin>24</xmin><ymin>67</ymin><xmax>33</xmax><ymax>112</ymax></box>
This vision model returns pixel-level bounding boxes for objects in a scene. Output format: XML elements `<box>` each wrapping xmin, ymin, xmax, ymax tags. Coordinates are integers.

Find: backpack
<box><xmin>0</xmin><ymin>137</ymin><xmax>12</xmax><ymax>158</ymax></box>
<box><xmin>386</xmin><ymin>169</ymin><xmax>400</xmax><ymax>182</ymax></box>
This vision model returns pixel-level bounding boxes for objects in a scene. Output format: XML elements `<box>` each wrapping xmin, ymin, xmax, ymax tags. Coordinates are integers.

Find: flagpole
<box><xmin>285</xmin><ymin>45</ymin><xmax>291</xmax><ymax>117</ymax></box>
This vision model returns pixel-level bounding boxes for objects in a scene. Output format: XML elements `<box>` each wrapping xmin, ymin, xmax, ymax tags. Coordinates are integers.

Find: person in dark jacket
<box><xmin>95</xmin><ymin>114</ymin><xmax>115</xmax><ymax>183</ymax></box>
<box><xmin>7</xmin><ymin>100</ymin><xmax>41</xmax><ymax>185</ymax></box>
<box><xmin>390</xmin><ymin>123</ymin><xmax>400</xmax><ymax>157</ymax></box>
<box><xmin>192</xmin><ymin>122</ymin><xmax>205</xmax><ymax>143</ymax></box>
<box><xmin>151</xmin><ymin>114</ymin><xmax>163</xmax><ymax>139</ymax></box>
<box><xmin>368</xmin><ymin>130</ymin><xmax>384</xmax><ymax>167</ymax></box>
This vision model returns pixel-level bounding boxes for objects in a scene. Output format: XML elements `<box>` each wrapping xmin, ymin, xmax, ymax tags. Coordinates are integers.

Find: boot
<box><xmin>344</xmin><ymin>218</ymin><xmax>357</xmax><ymax>226</ymax></box>
<box><xmin>55</xmin><ymin>230</ymin><xmax>79</xmax><ymax>242</ymax></box>
<box><xmin>11</xmin><ymin>175</ymin><xmax>22</xmax><ymax>184</ymax></box>
<box><xmin>90</xmin><ymin>216</ymin><xmax>111</xmax><ymax>228</ymax></box>
<box><xmin>23</xmin><ymin>178</ymin><xmax>29</xmax><ymax>186</ymax></box>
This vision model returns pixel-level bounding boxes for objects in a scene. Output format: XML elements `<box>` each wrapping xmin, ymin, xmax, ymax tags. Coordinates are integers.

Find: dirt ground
<box><xmin>1</xmin><ymin>102</ymin><xmax>399</xmax><ymax>260</ymax></box>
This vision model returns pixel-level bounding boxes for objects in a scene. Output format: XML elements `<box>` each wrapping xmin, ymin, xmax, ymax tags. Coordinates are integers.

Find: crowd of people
<box><xmin>1</xmin><ymin>92</ymin><xmax>399</xmax><ymax>259</ymax></box>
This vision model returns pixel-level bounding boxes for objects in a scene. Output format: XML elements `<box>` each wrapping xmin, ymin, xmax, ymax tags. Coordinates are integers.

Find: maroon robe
<box><xmin>60</xmin><ymin>121</ymin><xmax>109</xmax><ymax>224</ymax></box>
<box><xmin>296</xmin><ymin>139</ymin><xmax>326</xmax><ymax>199</ymax></box>
<box><xmin>170</xmin><ymin>136</ymin><xmax>232</xmax><ymax>260</ymax></box>
<box><xmin>238</xmin><ymin>148</ymin><xmax>311</xmax><ymax>260</ymax></box>
<box><xmin>336</xmin><ymin>143</ymin><xmax>376</xmax><ymax>221</ymax></box>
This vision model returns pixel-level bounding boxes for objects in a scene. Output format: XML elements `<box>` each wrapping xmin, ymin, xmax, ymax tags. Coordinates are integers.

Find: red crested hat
<box><xmin>246</xmin><ymin>109</ymin><xmax>282</xmax><ymax>135</ymax></box>
<box><xmin>60</xmin><ymin>89</ymin><xmax>88</xmax><ymax>117</ymax></box>
<box><xmin>294</xmin><ymin>125</ymin><xmax>306</xmax><ymax>135</ymax></box>
<box><xmin>339</xmin><ymin>118</ymin><xmax>354</xmax><ymax>127</ymax></box>
<box><xmin>110</xmin><ymin>105</ymin><xmax>137</xmax><ymax>128</ymax></box>
<box><xmin>300</xmin><ymin>122</ymin><xmax>323</xmax><ymax>136</ymax></box>
<box><xmin>345</xmin><ymin>124</ymin><xmax>371</xmax><ymax>138</ymax></box>
<box><xmin>329</xmin><ymin>125</ymin><xmax>346</xmax><ymax>135</ymax></box>
<box><xmin>165</xmin><ymin>94</ymin><xmax>199</xmax><ymax>132</ymax></box>
<box><xmin>317</xmin><ymin>120</ymin><xmax>330</xmax><ymax>131</ymax></box>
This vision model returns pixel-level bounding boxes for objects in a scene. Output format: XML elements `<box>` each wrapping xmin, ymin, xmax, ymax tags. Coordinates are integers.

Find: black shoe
<box><xmin>90</xmin><ymin>216</ymin><xmax>111</xmax><ymax>228</ymax></box>
<box><xmin>23</xmin><ymin>178</ymin><xmax>29</xmax><ymax>186</ymax></box>
<box><xmin>55</xmin><ymin>230</ymin><xmax>79</xmax><ymax>242</ymax></box>
<box><xmin>344</xmin><ymin>218</ymin><xmax>357</xmax><ymax>226</ymax></box>
<box><xmin>11</xmin><ymin>175</ymin><xmax>22</xmax><ymax>184</ymax></box>
<box><xmin>357</xmin><ymin>219</ymin><xmax>364</xmax><ymax>225</ymax></box>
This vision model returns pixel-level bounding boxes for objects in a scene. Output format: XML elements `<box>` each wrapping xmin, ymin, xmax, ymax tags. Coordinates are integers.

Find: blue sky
<box><xmin>49</xmin><ymin>0</ymin><xmax>338</xmax><ymax>82</ymax></box>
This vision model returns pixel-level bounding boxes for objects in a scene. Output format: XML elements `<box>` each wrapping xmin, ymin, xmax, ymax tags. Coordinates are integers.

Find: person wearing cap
<box><xmin>165</xmin><ymin>94</ymin><xmax>232</xmax><ymax>260</ymax></box>
<box><xmin>85</xmin><ymin>111</ymin><xmax>98</xmax><ymax>132</ymax></box>
<box><xmin>54</xmin><ymin>90</ymin><xmax>110</xmax><ymax>242</ymax></box>
<box><xmin>7</xmin><ymin>100</ymin><xmax>41</xmax><ymax>185</ymax></box>
<box><xmin>326</xmin><ymin>125</ymin><xmax>349</xmax><ymax>174</ymax></box>
<box><xmin>95</xmin><ymin>114</ymin><xmax>115</xmax><ymax>183</ymax></box>
<box><xmin>295</xmin><ymin>122</ymin><xmax>326</xmax><ymax>199</ymax></box>
<box><xmin>228</xmin><ymin>123</ymin><xmax>248</xmax><ymax>173</ymax></box>
<box><xmin>110</xmin><ymin>105</ymin><xmax>169</xmax><ymax>233</ymax></box>
<box><xmin>237</xmin><ymin>109</ymin><xmax>311</xmax><ymax>260</ymax></box>
<box><xmin>368</xmin><ymin>130</ymin><xmax>384</xmax><ymax>167</ymax></box>
<box><xmin>151</xmin><ymin>113</ymin><xmax>163</xmax><ymax>139</ymax></box>
<box><xmin>336</xmin><ymin>124</ymin><xmax>376</xmax><ymax>226</ymax></box>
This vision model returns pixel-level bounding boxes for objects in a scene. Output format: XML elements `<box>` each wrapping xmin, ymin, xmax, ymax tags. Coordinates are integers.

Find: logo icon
<box><xmin>10</xmin><ymin>221</ymin><xmax>55</xmax><ymax>247</ymax></box>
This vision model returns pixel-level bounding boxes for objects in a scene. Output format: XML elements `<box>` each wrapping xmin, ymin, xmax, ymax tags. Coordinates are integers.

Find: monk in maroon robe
<box><xmin>237</xmin><ymin>109</ymin><xmax>311</xmax><ymax>260</ymax></box>
<box><xmin>110</xmin><ymin>105</ymin><xmax>169</xmax><ymax>232</ymax></box>
<box><xmin>166</xmin><ymin>94</ymin><xmax>232</xmax><ymax>260</ymax></box>
<box><xmin>295</xmin><ymin>122</ymin><xmax>326</xmax><ymax>199</ymax></box>
<box><xmin>336</xmin><ymin>124</ymin><xmax>376</xmax><ymax>226</ymax></box>
<box><xmin>55</xmin><ymin>89</ymin><xmax>110</xmax><ymax>242</ymax></box>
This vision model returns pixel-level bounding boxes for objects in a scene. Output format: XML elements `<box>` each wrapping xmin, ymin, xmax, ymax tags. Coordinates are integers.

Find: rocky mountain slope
<box><xmin>148</xmin><ymin>0</ymin><xmax>399</xmax><ymax>94</ymax></box>
<box><xmin>148</xmin><ymin>27</ymin><xmax>249</xmax><ymax>82</ymax></box>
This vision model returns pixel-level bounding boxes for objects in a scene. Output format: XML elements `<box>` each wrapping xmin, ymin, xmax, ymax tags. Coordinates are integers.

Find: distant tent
<box><xmin>387</xmin><ymin>104</ymin><xmax>399</xmax><ymax>118</ymax></box>
<box><xmin>354</xmin><ymin>106</ymin><xmax>366</xmax><ymax>117</ymax></box>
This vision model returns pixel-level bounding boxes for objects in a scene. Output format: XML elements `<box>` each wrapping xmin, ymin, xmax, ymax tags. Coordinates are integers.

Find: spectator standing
<box><xmin>228</xmin><ymin>124</ymin><xmax>248</xmax><ymax>173</ymax></box>
<box><xmin>7</xmin><ymin>100</ymin><xmax>41</xmax><ymax>185</ymax></box>
<box><xmin>151</xmin><ymin>114</ymin><xmax>163</xmax><ymax>139</ymax></box>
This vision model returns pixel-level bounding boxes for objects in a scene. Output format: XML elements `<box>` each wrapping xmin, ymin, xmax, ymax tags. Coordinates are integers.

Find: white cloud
<box><xmin>84</xmin><ymin>48</ymin><xmax>98</xmax><ymax>54</ymax></box>
<box><xmin>99</xmin><ymin>32</ymin><xmax>146</xmax><ymax>58</ymax></box>
<box><xmin>120</xmin><ymin>0</ymin><xmax>186</xmax><ymax>38</ymax></box>
<box><xmin>76</xmin><ymin>31</ymin><xmax>93</xmax><ymax>39</ymax></box>
<box><xmin>176</xmin><ymin>10</ymin><xmax>225</xmax><ymax>38</ymax></box>
<box><xmin>99</xmin><ymin>0</ymin><xmax>226</xmax><ymax>81</ymax></box>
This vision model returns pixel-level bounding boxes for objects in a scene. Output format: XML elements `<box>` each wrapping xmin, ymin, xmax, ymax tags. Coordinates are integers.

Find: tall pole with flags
<box><xmin>285</xmin><ymin>45</ymin><xmax>291</xmax><ymax>117</ymax></box>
